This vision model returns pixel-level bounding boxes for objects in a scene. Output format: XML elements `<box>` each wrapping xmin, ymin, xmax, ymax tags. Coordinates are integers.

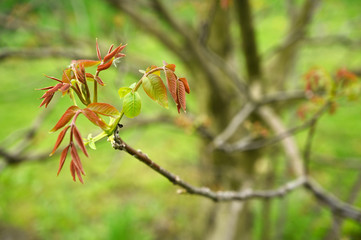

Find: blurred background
<box><xmin>1</xmin><ymin>0</ymin><xmax>361</xmax><ymax>239</ymax></box>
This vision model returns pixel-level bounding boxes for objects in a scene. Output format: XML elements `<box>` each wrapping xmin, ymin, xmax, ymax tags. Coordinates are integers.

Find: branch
<box><xmin>107</xmin><ymin>0</ymin><xmax>248</xmax><ymax>95</ymax></box>
<box><xmin>305</xmin><ymin>35</ymin><xmax>361</xmax><ymax>48</ymax></box>
<box><xmin>303</xmin><ymin>116</ymin><xmax>318</xmax><ymax>175</ymax></box>
<box><xmin>234</xmin><ymin>0</ymin><xmax>261</xmax><ymax>81</ymax></box>
<box><xmin>218</xmin><ymin>102</ymin><xmax>330</xmax><ymax>153</ymax></box>
<box><xmin>112</xmin><ymin>129</ymin><xmax>361</xmax><ymax>222</ymax></box>
<box><xmin>106</xmin><ymin>0</ymin><xmax>186</xmax><ymax>62</ymax></box>
<box><xmin>264</xmin><ymin>0</ymin><xmax>320</xmax><ymax>59</ymax></box>
<box><xmin>213</xmin><ymin>102</ymin><xmax>256</xmax><ymax>147</ymax></box>
<box><xmin>0</xmin><ymin>47</ymin><xmax>93</xmax><ymax>61</ymax></box>
<box><xmin>0</xmin><ymin>148</ymin><xmax>50</xmax><ymax>165</ymax></box>
<box><xmin>112</xmin><ymin>127</ymin><xmax>305</xmax><ymax>201</ymax></box>
<box><xmin>260</xmin><ymin>90</ymin><xmax>306</xmax><ymax>105</ymax></box>
<box><xmin>305</xmin><ymin>179</ymin><xmax>361</xmax><ymax>222</ymax></box>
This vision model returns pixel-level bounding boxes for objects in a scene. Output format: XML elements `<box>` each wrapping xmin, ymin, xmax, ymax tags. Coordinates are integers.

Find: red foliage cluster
<box><xmin>38</xmin><ymin>40</ymin><xmax>190</xmax><ymax>183</ymax></box>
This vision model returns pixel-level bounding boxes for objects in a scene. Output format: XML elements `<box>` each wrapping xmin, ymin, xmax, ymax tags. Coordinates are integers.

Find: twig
<box><xmin>304</xmin><ymin>179</ymin><xmax>361</xmax><ymax>222</ymax></box>
<box><xmin>0</xmin><ymin>47</ymin><xmax>93</xmax><ymax>61</ymax></box>
<box><xmin>218</xmin><ymin>102</ymin><xmax>330</xmax><ymax>153</ymax></box>
<box><xmin>303</xmin><ymin>118</ymin><xmax>318</xmax><ymax>175</ymax></box>
<box><xmin>112</xmin><ymin>126</ymin><xmax>361</xmax><ymax>222</ymax></box>
<box><xmin>260</xmin><ymin>90</ymin><xmax>306</xmax><ymax>105</ymax></box>
<box><xmin>112</xmin><ymin>127</ymin><xmax>306</xmax><ymax>201</ymax></box>
<box><xmin>324</xmin><ymin>171</ymin><xmax>361</xmax><ymax>240</ymax></box>
<box><xmin>213</xmin><ymin>102</ymin><xmax>256</xmax><ymax>147</ymax></box>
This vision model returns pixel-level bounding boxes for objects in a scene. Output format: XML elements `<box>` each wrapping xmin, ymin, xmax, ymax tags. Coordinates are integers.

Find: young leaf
<box><xmin>177</xmin><ymin>80</ymin><xmax>187</xmax><ymax>113</ymax></box>
<box><xmin>87</xmin><ymin>134</ymin><xmax>97</xmax><ymax>150</ymax></box>
<box><xmin>75</xmin><ymin>60</ymin><xmax>101</xmax><ymax>68</ymax></box>
<box><xmin>96</xmin><ymin>38</ymin><xmax>102</xmax><ymax>61</ymax></box>
<box><xmin>103</xmin><ymin>44</ymin><xmax>126</xmax><ymax>63</ymax></box>
<box><xmin>57</xmin><ymin>145</ymin><xmax>70</xmax><ymax>176</ymax></box>
<box><xmin>123</xmin><ymin>92</ymin><xmax>141</xmax><ymax>118</ymax></box>
<box><xmin>70</xmin><ymin>161</ymin><xmax>76</xmax><ymax>181</ymax></box>
<box><xmin>142</xmin><ymin>74</ymin><xmax>168</xmax><ymax>108</ymax></box>
<box><xmin>62</xmin><ymin>68</ymin><xmax>72</xmax><ymax>83</ymax></box>
<box><xmin>50</xmin><ymin>125</ymin><xmax>70</xmax><ymax>156</ymax></box>
<box><xmin>87</xmin><ymin>103</ymin><xmax>120</xmax><ymax>118</ymax></box>
<box><xmin>179</xmin><ymin>77</ymin><xmax>190</xmax><ymax>94</ymax></box>
<box><xmin>97</xmin><ymin>59</ymin><xmax>114</xmax><ymax>71</ymax></box>
<box><xmin>70</xmin><ymin>144</ymin><xmax>85</xmax><ymax>176</ymax></box>
<box><xmin>72</xmin><ymin>125</ymin><xmax>89</xmax><ymax>157</ymax></box>
<box><xmin>129</xmin><ymin>82</ymin><xmax>137</xmax><ymax>89</ymax></box>
<box><xmin>82</xmin><ymin>108</ymin><xmax>108</xmax><ymax>130</ymax></box>
<box><xmin>164</xmin><ymin>69</ymin><xmax>178</xmax><ymax>104</ymax></box>
<box><xmin>51</xmin><ymin>106</ymin><xmax>80</xmax><ymax>132</ymax></box>
<box><xmin>118</xmin><ymin>87</ymin><xmax>132</xmax><ymax>99</ymax></box>
<box><xmin>165</xmin><ymin>63</ymin><xmax>176</xmax><ymax>72</ymax></box>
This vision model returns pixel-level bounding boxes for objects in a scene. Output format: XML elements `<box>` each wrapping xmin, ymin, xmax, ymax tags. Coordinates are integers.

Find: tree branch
<box><xmin>305</xmin><ymin>179</ymin><xmax>361</xmax><ymax>222</ymax></box>
<box><xmin>213</xmin><ymin>102</ymin><xmax>256</xmax><ymax>147</ymax></box>
<box><xmin>218</xmin><ymin>102</ymin><xmax>330</xmax><ymax>153</ymax></box>
<box><xmin>234</xmin><ymin>0</ymin><xmax>262</xmax><ymax>81</ymax></box>
<box><xmin>113</xmin><ymin>133</ymin><xmax>306</xmax><ymax>201</ymax></box>
<box><xmin>303</xmin><ymin>116</ymin><xmax>318</xmax><ymax>175</ymax></box>
<box><xmin>112</xmin><ymin>127</ymin><xmax>361</xmax><ymax>222</ymax></box>
<box><xmin>0</xmin><ymin>47</ymin><xmax>92</xmax><ymax>61</ymax></box>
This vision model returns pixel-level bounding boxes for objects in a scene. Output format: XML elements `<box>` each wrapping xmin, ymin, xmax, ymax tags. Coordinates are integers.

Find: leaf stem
<box><xmin>71</xmin><ymin>86</ymin><xmax>88</xmax><ymax>106</ymax></box>
<box><xmin>93</xmin><ymin>81</ymin><xmax>98</xmax><ymax>103</ymax></box>
<box><xmin>85</xmin><ymin>111</ymin><xmax>125</xmax><ymax>146</ymax></box>
<box><xmin>69</xmin><ymin>89</ymin><xmax>78</xmax><ymax>106</ymax></box>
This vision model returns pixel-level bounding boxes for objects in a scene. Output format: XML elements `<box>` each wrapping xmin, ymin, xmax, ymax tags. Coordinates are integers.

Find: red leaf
<box><xmin>57</xmin><ymin>145</ymin><xmax>70</xmax><ymax>175</ymax></box>
<box><xmin>75</xmin><ymin>60</ymin><xmax>101</xmax><ymax>68</ymax></box>
<box><xmin>50</xmin><ymin>125</ymin><xmax>70</xmax><ymax>156</ymax></box>
<box><xmin>70</xmin><ymin>161</ymin><xmax>76</xmax><ymax>181</ymax></box>
<box><xmin>70</xmin><ymin>144</ymin><xmax>85</xmax><ymax>175</ymax></box>
<box><xmin>62</xmin><ymin>68</ymin><xmax>72</xmax><ymax>83</ymax></box>
<box><xmin>165</xmin><ymin>64</ymin><xmax>176</xmax><ymax>72</ymax></box>
<box><xmin>97</xmin><ymin>59</ymin><xmax>113</xmax><ymax>71</ymax></box>
<box><xmin>177</xmin><ymin>80</ymin><xmax>186</xmax><ymax>113</ymax></box>
<box><xmin>45</xmin><ymin>75</ymin><xmax>62</xmax><ymax>83</ymax></box>
<box><xmin>37</xmin><ymin>86</ymin><xmax>53</xmax><ymax>91</ymax></box>
<box><xmin>40</xmin><ymin>83</ymin><xmax>62</xmax><ymax>99</ymax></box>
<box><xmin>87</xmin><ymin>103</ymin><xmax>120</xmax><ymax>117</ymax></box>
<box><xmin>94</xmin><ymin>76</ymin><xmax>104</xmax><ymax>86</ymax></box>
<box><xmin>86</xmin><ymin>73</ymin><xmax>94</xmax><ymax>78</ymax></box>
<box><xmin>107</xmin><ymin>44</ymin><xmax>114</xmax><ymax>54</ymax></box>
<box><xmin>51</xmin><ymin>106</ymin><xmax>80</xmax><ymax>132</ymax></box>
<box><xmin>96</xmin><ymin>39</ymin><xmax>102</xmax><ymax>61</ymax></box>
<box><xmin>179</xmin><ymin>78</ymin><xmax>190</xmax><ymax>94</ymax></box>
<box><xmin>60</xmin><ymin>83</ymin><xmax>71</xmax><ymax>93</ymax></box>
<box><xmin>75</xmin><ymin>167</ymin><xmax>84</xmax><ymax>184</ymax></box>
<box><xmin>39</xmin><ymin>94</ymin><xmax>54</xmax><ymax>108</ymax></box>
<box><xmin>72</xmin><ymin>125</ymin><xmax>88</xmax><ymax>157</ymax></box>
<box><xmin>164</xmin><ymin>68</ymin><xmax>178</xmax><ymax>104</ymax></box>
<box><xmin>82</xmin><ymin>108</ymin><xmax>108</xmax><ymax>130</ymax></box>
<box><xmin>103</xmin><ymin>44</ymin><xmax>126</xmax><ymax>63</ymax></box>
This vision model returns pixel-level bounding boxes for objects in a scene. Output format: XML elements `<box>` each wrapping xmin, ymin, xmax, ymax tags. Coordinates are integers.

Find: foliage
<box><xmin>38</xmin><ymin>41</ymin><xmax>190</xmax><ymax>183</ymax></box>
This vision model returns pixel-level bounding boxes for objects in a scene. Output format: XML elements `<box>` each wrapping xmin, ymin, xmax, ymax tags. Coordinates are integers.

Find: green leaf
<box><xmin>87</xmin><ymin>134</ymin><xmax>97</xmax><ymax>150</ymax></box>
<box><xmin>123</xmin><ymin>92</ymin><xmax>141</xmax><ymax>118</ymax></box>
<box><xmin>129</xmin><ymin>82</ymin><xmax>137</xmax><ymax>89</ymax></box>
<box><xmin>142</xmin><ymin>75</ymin><xmax>168</xmax><ymax>108</ymax></box>
<box><xmin>118</xmin><ymin>87</ymin><xmax>132</xmax><ymax>99</ymax></box>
